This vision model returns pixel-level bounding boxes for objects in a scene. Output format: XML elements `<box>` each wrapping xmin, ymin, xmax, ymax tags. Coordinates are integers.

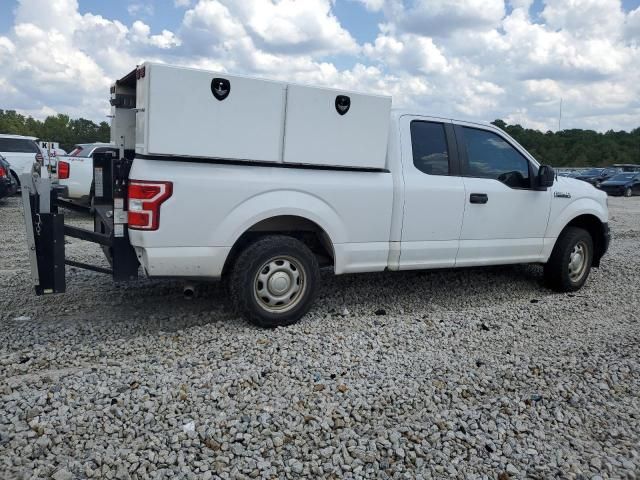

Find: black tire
<box><xmin>229</xmin><ymin>235</ymin><xmax>320</xmax><ymax>328</ymax></box>
<box><xmin>624</xmin><ymin>187</ymin><xmax>632</xmax><ymax>197</ymax></box>
<box><xmin>544</xmin><ymin>227</ymin><xmax>593</xmax><ymax>292</ymax></box>
<box><xmin>11</xmin><ymin>172</ymin><xmax>21</xmax><ymax>193</ymax></box>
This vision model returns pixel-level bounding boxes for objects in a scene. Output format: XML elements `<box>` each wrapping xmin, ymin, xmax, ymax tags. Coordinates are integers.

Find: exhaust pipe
<box><xmin>183</xmin><ymin>284</ymin><xmax>196</xmax><ymax>299</ymax></box>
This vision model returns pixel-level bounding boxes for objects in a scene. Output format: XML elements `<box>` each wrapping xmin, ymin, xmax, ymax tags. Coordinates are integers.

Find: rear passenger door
<box><xmin>454</xmin><ymin>124</ymin><xmax>551</xmax><ymax>266</ymax></box>
<box><xmin>399</xmin><ymin>117</ymin><xmax>466</xmax><ymax>269</ymax></box>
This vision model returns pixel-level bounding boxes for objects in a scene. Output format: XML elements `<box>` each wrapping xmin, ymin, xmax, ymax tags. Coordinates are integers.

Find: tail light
<box><xmin>35</xmin><ymin>153</ymin><xmax>44</xmax><ymax>164</ymax></box>
<box><xmin>128</xmin><ymin>180</ymin><xmax>173</xmax><ymax>231</ymax></box>
<box><xmin>58</xmin><ymin>161</ymin><xmax>70</xmax><ymax>179</ymax></box>
<box><xmin>0</xmin><ymin>166</ymin><xmax>6</xmax><ymax>178</ymax></box>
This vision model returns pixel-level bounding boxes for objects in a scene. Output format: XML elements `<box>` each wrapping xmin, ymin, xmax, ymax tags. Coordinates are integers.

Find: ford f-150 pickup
<box><xmin>21</xmin><ymin>63</ymin><xmax>610</xmax><ymax>327</ymax></box>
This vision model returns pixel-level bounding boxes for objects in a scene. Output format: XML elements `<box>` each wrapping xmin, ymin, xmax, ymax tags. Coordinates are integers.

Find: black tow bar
<box><xmin>21</xmin><ymin>152</ymin><xmax>140</xmax><ymax>296</ymax></box>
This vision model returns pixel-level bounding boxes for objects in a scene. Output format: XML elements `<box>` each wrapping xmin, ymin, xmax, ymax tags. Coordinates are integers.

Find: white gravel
<box><xmin>1</xmin><ymin>194</ymin><xmax>639</xmax><ymax>479</ymax></box>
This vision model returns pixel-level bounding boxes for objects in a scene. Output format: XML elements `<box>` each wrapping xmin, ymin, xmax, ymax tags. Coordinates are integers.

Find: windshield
<box><xmin>581</xmin><ymin>168</ymin><xmax>603</xmax><ymax>176</ymax></box>
<box><xmin>608</xmin><ymin>174</ymin><xmax>636</xmax><ymax>182</ymax></box>
<box><xmin>0</xmin><ymin>138</ymin><xmax>40</xmax><ymax>153</ymax></box>
<box><xmin>70</xmin><ymin>146</ymin><xmax>93</xmax><ymax>157</ymax></box>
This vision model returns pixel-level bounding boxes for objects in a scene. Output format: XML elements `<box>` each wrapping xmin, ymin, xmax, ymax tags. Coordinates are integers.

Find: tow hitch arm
<box><xmin>20</xmin><ymin>153</ymin><xmax>139</xmax><ymax>295</ymax></box>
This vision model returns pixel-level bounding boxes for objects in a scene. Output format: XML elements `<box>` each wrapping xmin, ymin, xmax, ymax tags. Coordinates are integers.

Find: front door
<box><xmin>454</xmin><ymin>124</ymin><xmax>552</xmax><ymax>266</ymax></box>
<box><xmin>399</xmin><ymin>117</ymin><xmax>466</xmax><ymax>269</ymax></box>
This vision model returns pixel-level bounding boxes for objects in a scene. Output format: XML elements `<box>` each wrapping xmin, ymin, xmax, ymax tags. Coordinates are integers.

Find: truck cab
<box><xmin>388</xmin><ymin>112</ymin><xmax>609</xmax><ymax>271</ymax></box>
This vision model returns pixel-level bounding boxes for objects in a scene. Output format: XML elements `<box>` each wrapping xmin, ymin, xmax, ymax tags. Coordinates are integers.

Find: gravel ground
<box><xmin>1</xmin><ymin>193</ymin><xmax>639</xmax><ymax>480</ymax></box>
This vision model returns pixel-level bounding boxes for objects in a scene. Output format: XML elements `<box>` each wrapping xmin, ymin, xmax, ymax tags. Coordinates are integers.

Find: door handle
<box><xmin>469</xmin><ymin>193</ymin><xmax>488</xmax><ymax>204</ymax></box>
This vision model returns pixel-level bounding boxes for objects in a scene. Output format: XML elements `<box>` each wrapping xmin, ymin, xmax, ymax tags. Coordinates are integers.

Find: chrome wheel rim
<box><xmin>568</xmin><ymin>241</ymin><xmax>588</xmax><ymax>283</ymax></box>
<box><xmin>254</xmin><ymin>256</ymin><xmax>305</xmax><ymax>313</ymax></box>
<box><xmin>625</xmin><ymin>188</ymin><xmax>632</xmax><ymax>197</ymax></box>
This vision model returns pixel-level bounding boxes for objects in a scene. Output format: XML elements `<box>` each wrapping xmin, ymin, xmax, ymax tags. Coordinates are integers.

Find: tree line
<box><xmin>0</xmin><ymin>110</ymin><xmax>110</xmax><ymax>152</ymax></box>
<box><xmin>1</xmin><ymin>109</ymin><xmax>638</xmax><ymax>167</ymax></box>
<box><xmin>492</xmin><ymin>120</ymin><xmax>640</xmax><ymax>167</ymax></box>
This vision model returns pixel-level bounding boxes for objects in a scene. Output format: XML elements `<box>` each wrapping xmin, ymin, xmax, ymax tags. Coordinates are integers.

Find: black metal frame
<box><xmin>23</xmin><ymin>152</ymin><xmax>140</xmax><ymax>295</ymax></box>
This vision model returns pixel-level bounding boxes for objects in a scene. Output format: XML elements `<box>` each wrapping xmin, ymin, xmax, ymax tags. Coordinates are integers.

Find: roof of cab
<box><xmin>389</xmin><ymin>108</ymin><xmax>496</xmax><ymax>130</ymax></box>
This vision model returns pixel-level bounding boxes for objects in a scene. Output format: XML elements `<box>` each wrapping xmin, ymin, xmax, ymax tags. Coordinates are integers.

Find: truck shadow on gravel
<box><xmin>5</xmin><ymin>262</ymin><xmax>553</xmax><ymax>346</ymax></box>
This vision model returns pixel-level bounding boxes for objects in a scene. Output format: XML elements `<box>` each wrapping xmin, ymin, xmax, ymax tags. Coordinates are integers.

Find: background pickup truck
<box><xmin>22</xmin><ymin>63</ymin><xmax>610</xmax><ymax>327</ymax></box>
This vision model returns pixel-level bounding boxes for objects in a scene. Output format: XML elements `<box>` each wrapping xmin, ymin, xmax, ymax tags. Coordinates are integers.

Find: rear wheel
<box><xmin>229</xmin><ymin>235</ymin><xmax>320</xmax><ymax>328</ymax></box>
<box><xmin>11</xmin><ymin>172</ymin><xmax>20</xmax><ymax>194</ymax></box>
<box><xmin>624</xmin><ymin>187</ymin><xmax>632</xmax><ymax>197</ymax></box>
<box><xmin>544</xmin><ymin>227</ymin><xmax>593</xmax><ymax>292</ymax></box>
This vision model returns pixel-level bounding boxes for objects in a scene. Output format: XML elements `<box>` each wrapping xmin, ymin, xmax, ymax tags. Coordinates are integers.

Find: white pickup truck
<box><xmin>22</xmin><ymin>63</ymin><xmax>610</xmax><ymax>327</ymax></box>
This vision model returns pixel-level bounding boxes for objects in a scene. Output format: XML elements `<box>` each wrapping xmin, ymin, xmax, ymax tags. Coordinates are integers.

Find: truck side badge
<box><xmin>211</xmin><ymin>78</ymin><xmax>230</xmax><ymax>101</ymax></box>
<box><xmin>335</xmin><ymin>95</ymin><xmax>350</xmax><ymax>115</ymax></box>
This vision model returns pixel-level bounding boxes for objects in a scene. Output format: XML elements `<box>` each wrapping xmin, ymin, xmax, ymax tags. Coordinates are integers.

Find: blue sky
<box><xmin>1</xmin><ymin>0</ymin><xmax>639</xmax><ymax>131</ymax></box>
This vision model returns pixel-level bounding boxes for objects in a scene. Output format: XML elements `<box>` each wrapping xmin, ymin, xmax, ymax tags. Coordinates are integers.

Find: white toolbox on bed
<box><xmin>131</xmin><ymin>63</ymin><xmax>391</xmax><ymax>169</ymax></box>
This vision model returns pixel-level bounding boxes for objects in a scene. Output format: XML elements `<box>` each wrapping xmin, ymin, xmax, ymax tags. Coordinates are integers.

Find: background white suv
<box><xmin>0</xmin><ymin>134</ymin><xmax>44</xmax><ymax>188</ymax></box>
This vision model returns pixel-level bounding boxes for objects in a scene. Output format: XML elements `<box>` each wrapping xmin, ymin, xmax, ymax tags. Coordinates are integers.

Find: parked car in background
<box><xmin>598</xmin><ymin>172</ymin><xmax>640</xmax><ymax>197</ymax></box>
<box><xmin>57</xmin><ymin>143</ymin><xmax>119</xmax><ymax>203</ymax></box>
<box><xmin>0</xmin><ymin>154</ymin><xmax>18</xmax><ymax>199</ymax></box>
<box><xmin>0</xmin><ymin>134</ymin><xmax>44</xmax><ymax>187</ymax></box>
<box><xmin>574</xmin><ymin>167</ymin><xmax>621</xmax><ymax>187</ymax></box>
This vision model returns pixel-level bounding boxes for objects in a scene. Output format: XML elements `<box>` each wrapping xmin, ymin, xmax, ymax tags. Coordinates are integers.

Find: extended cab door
<box><xmin>454</xmin><ymin>124</ymin><xmax>552</xmax><ymax>266</ymax></box>
<box><xmin>398</xmin><ymin>116</ymin><xmax>466</xmax><ymax>269</ymax></box>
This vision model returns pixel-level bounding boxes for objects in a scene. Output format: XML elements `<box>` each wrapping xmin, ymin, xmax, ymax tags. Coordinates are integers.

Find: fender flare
<box><xmin>212</xmin><ymin>189</ymin><xmax>347</xmax><ymax>248</ymax></box>
<box><xmin>545</xmin><ymin>198</ymin><xmax>607</xmax><ymax>240</ymax></box>
<box><xmin>544</xmin><ymin>198</ymin><xmax>608</xmax><ymax>264</ymax></box>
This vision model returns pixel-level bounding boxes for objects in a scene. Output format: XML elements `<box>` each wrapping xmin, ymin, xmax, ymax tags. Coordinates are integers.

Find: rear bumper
<box><xmin>133</xmin><ymin>246</ymin><xmax>232</xmax><ymax>278</ymax></box>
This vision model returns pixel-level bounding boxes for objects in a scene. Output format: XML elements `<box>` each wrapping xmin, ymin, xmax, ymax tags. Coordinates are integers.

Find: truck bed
<box><xmin>128</xmin><ymin>158</ymin><xmax>394</xmax><ymax>278</ymax></box>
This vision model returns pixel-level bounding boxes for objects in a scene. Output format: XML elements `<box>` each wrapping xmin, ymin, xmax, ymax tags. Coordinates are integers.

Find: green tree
<box><xmin>0</xmin><ymin>110</ymin><xmax>110</xmax><ymax>151</ymax></box>
<box><xmin>491</xmin><ymin>120</ymin><xmax>640</xmax><ymax>167</ymax></box>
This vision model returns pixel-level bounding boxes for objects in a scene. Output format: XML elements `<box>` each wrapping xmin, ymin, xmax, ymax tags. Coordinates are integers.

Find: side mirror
<box><xmin>536</xmin><ymin>165</ymin><xmax>555</xmax><ymax>190</ymax></box>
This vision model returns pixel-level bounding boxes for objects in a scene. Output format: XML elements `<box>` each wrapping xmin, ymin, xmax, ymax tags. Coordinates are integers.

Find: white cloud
<box><xmin>0</xmin><ymin>0</ymin><xmax>181</xmax><ymax>120</ymax></box>
<box><xmin>364</xmin><ymin>34</ymin><xmax>450</xmax><ymax>75</ymax></box>
<box><xmin>182</xmin><ymin>0</ymin><xmax>357</xmax><ymax>56</ymax></box>
<box><xmin>128</xmin><ymin>2</ymin><xmax>155</xmax><ymax>17</ymax></box>
<box><xmin>395</xmin><ymin>0</ymin><xmax>506</xmax><ymax>37</ymax></box>
<box><xmin>541</xmin><ymin>0</ymin><xmax>625</xmax><ymax>39</ymax></box>
<box><xmin>131</xmin><ymin>20</ymin><xmax>181</xmax><ymax>49</ymax></box>
<box><xmin>354</xmin><ymin>0</ymin><xmax>386</xmax><ymax>11</ymax></box>
<box><xmin>0</xmin><ymin>0</ymin><xmax>638</xmax><ymax>132</ymax></box>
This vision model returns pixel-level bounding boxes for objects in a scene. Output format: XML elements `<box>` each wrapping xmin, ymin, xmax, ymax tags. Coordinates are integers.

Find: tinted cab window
<box><xmin>410</xmin><ymin>121</ymin><xmax>450</xmax><ymax>175</ymax></box>
<box><xmin>0</xmin><ymin>138</ymin><xmax>40</xmax><ymax>153</ymax></box>
<box><xmin>462</xmin><ymin>127</ymin><xmax>530</xmax><ymax>188</ymax></box>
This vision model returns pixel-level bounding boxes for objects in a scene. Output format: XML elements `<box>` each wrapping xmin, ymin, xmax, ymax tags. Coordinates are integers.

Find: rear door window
<box><xmin>0</xmin><ymin>138</ymin><xmax>40</xmax><ymax>153</ymax></box>
<box><xmin>410</xmin><ymin>121</ymin><xmax>451</xmax><ymax>176</ymax></box>
<box><xmin>70</xmin><ymin>146</ymin><xmax>92</xmax><ymax>157</ymax></box>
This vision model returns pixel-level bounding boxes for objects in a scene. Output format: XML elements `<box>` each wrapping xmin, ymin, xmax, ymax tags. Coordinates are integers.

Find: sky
<box><xmin>0</xmin><ymin>0</ymin><xmax>639</xmax><ymax>132</ymax></box>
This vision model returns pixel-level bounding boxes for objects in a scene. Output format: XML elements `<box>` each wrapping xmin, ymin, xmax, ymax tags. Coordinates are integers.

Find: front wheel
<box><xmin>544</xmin><ymin>227</ymin><xmax>593</xmax><ymax>292</ymax></box>
<box><xmin>624</xmin><ymin>187</ymin><xmax>632</xmax><ymax>197</ymax></box>
<box><xmin>229</xmin><ymin>235</ymin><xmax>320</xmax><ymax>328</ymax></box>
